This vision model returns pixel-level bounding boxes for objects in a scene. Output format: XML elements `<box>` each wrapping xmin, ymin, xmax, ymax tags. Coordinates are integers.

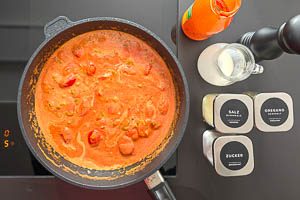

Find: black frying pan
<box><xmin>17</xmin><ymin>16</ymin><xmax>189</xmax><ymax>200</ymax></box>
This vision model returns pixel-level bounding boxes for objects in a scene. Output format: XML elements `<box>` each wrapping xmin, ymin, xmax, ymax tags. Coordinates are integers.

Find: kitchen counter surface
<box><xmin>176</xmin><ymin>0</ymin><xmax>300</xmax><ymax>199</ymax></box>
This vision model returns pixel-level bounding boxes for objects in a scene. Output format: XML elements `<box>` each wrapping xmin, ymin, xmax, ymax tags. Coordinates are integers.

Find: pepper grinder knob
<box><xmin>239</xmin><ymin>15</ymin><xmax>300</xmax><ymax>61</ymax></box>
<box><xmin>279</xmin><ymin>15</ymin><xmax>300</xmax><ymax>54</ymax></box>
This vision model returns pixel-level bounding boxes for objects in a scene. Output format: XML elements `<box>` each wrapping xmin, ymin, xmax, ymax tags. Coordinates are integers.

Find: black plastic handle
<box><xmin>239</xmin><ymin>14</ymin><xmax>300</xmax><ymax>61</ymax></box>
<box><xmin>44</xmin><ymin>16</ymin><xmax>73</xmax><ymax>39</ymax></box>
<box><xmin>150</xmin><ymin>181</ymin><xmax>176</xmax><ymax>200</ymax></box>
<box><xmin>144</xmin><ymin>171</ymin><xmax>176</xmax><ymax>200</ymax></box>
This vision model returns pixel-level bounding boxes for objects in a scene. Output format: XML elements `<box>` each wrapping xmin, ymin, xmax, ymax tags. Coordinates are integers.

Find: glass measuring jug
<box><xmin>198</xmin><ymin>43</ymin><xmax>264</xmax><ymax>86</ymax></box>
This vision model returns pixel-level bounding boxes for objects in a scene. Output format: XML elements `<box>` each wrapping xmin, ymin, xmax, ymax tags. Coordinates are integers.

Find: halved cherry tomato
<box><xmin>59</xmin><ymin>74</ymin><xmax>76</xmax><ymax>88</ymax></box>
<box><xmin>88</xmin><ymin>129</ymin><xmax>102</xmax><ymax>147</ymax></box>
<box><xmin>118</xmin><ymin>135</ymin><xmax>134</xmax><ymax>155</ymax></box>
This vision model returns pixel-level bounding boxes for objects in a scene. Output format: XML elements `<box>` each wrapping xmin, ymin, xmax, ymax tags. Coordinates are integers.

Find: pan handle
<box><xmin>44</xmin><ymin>16</ymin><xmax>73</xmax><ymax>39</ymax></box>
<box><xmin>144</xmin><ymin>171</ymin><xmax>176</xmax><ymax>200</ymax></box>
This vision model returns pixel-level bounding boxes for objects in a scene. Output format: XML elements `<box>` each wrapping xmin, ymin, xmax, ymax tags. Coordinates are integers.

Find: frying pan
<box><xmin>17</xmin><ymin>16</ymin><xmax>189</xmax><ymax>200</ymax></box>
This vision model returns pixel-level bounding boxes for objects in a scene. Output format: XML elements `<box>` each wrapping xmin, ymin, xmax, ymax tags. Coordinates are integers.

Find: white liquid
<box><xmin>218</xmin><ymin>50</ymin><xmax>234</xmax><ymax>77</ymax></box>
<box><xmin>218</xmin><ymin>47</ymin><xmax>248</xmax><ymax>80</ymax></box>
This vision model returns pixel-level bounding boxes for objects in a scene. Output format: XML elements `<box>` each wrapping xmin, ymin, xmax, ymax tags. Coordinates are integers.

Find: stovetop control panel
<box><xmin>0</xmin><ymin>129</ymin><xmax>15</xmax><ymax>151</ymax></box>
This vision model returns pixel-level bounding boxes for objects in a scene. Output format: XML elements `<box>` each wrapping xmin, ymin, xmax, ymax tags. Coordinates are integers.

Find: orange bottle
<box><xmin>181</xmin><ymin>0</ymin><xmax>242</xmax><ymax>40</ymax></box>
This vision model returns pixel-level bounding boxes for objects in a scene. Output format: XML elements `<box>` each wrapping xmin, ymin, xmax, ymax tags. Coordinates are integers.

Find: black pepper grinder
<box><xmin>238</xmin><ymin>15</ymin><xmax>300</xmax><ymax>61</ymax></box>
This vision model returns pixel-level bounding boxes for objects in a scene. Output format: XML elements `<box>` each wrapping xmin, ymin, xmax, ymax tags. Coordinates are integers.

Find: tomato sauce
<box><xmin>35</xmin><ymin>30</ymin><xmax>176</xmax><ymax>169</ymax></box>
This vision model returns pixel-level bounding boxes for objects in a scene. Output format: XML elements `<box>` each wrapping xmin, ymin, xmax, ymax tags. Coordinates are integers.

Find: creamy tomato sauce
<box><xmin>35</xmin><ymin>30</ymin><xmax>176</xmax><ymax>169</ymax></box>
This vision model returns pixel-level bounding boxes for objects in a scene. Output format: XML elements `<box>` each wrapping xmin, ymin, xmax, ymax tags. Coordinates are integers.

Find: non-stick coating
<box><xmin>17</xmin><ymin>17</ymin><xmax>189</xmax><ymax>189</ymax></box>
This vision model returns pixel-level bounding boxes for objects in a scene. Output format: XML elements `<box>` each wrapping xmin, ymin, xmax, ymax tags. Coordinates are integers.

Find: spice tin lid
<box><xmin>213</xmin><ymin>135</ymin><xmax>254</xmax><ymax>177</ymax></box>
<box><xmin>214</xmin><ymin>94</ymin><xmax>253</xmax><ymax>134</ymax></box>
<box><xmin>254</xmin><ymin>92</ymin><xmax>294</xmax><ymax>132</ymax></box>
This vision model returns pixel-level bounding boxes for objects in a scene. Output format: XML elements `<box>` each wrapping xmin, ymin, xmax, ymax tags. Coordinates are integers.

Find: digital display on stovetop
<box><xmin>0</xmin><ymin>129</ymin><xmax>15</xmax><ymax>150</ymax></box>
<box><xmin>0</xmin><ymin>102</ymin><xmax>176</xmax><ymax>177</ymax></box>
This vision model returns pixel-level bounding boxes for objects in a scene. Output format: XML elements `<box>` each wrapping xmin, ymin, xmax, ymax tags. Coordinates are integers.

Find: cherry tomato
<box><xmin>88</xmin><ymin>129</ymin><xmax>102</xmax><ymax>147</ymax></box>
<box><xmin>86</xmin><ymin>62</ymin><xmax>96</xmax><ymax>76</ymax></box>
<box><xmin>72</xmin><ymin>45</ymin><xmax>84</xmax><ymax>58</ymax></box>
<box><xmin>59</xmin><ymin>74</ymin><xmax>76</xmax><ymax>88</ymax></box>
<box><xmin>126</xmin><ymin>128</ymin><xmax>139</xmax><ymax>141</ymax></box>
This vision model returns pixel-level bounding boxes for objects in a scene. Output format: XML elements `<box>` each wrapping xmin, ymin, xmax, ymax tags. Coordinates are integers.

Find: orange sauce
<box><xmin>35</xmin><ymin>30</ymin><xmax>176</xmax><ymax>169</ymax></box>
